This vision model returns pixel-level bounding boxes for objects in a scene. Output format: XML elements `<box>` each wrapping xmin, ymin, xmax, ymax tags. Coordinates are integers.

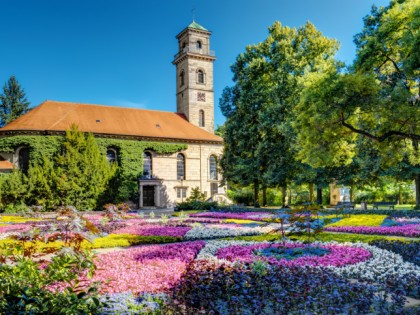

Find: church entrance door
<box><xmin>143</xmin><ymin>186</ymin><xmax>155</xmax><ymax>207</ymax></box>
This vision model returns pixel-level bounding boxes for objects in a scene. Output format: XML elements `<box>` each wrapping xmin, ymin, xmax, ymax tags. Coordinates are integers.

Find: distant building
<box><xmin>0</xmin><ymin>21</ymin><xmax>228</xmax><ymax>208</ymax></box>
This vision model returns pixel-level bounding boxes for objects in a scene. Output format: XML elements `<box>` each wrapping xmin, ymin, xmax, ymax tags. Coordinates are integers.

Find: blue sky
<box><xmin>0</xmin><ymin>0</ymin><xmax>389</xmax><ymax>128</ymax></box>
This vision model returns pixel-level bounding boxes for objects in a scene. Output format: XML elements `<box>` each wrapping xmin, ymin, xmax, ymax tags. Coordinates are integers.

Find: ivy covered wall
<box><xmin>0</xmin><ymin>135</ymin><xmax>187</xmax><ymax>203</ymax></box>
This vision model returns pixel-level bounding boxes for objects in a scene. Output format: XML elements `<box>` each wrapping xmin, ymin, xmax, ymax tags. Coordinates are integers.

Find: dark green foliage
<box><xmin>0</xmin><ymin>135</ymin><xmax>187</xmax><ymax>207</ymax></box>
<box><xmin>22</xmin><ymin>125</ymin><xmax>118</xmax><ymax>210</ymax></box>
<box><xmin>95</xmin><ymin>138</ymin><xmax>186</xmax><ymax>203</ymax></box>
<box><xmin>0</xmin><ymin>75</ymin><xmax>30</xmax><ymax>127</ymax></box>
<box><xmin>164</xmin><ymin>261</ymin><xmax>408</xmax><ymax>314</ymax></box>
<box><xmin>220</xmin><ymin>21</ymin><xmax>339</xmax><ymax>206</ymax></box>
<box><xmin>369</xmin><ymin>240</ymin><xmax>420</xmax><ymax>267</ymax></box>
<box><xmin>175</xmin><ymin>201</ymin><xmax>218</xmax><ymax>211</ymax></box>
<box><xmin>0</xmin><ymin>171</ymin><xmax>28</xmax><ymax>209</ymax></box>
<box><xmin>0</xmin><ymin>253</ymin><xmax>104</xmax><ymax>314</ymax></box>
<box><xmin>0</xmin><ymin>135</ymin><xmax>63</xmax><ymax>163</ymax></box>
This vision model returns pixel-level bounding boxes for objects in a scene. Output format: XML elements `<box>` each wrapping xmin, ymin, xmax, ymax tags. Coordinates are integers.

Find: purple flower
<box><xmin>324</xmin><ymin>224</ymin><xmax>420</xmax><ymax>237</ymax></box>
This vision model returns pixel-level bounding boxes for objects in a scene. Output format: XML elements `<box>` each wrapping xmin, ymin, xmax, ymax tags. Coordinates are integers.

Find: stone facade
<box><xmin>0</xmin><ymin>21</ymin><xmax>227</xmax><ymax>209</ymax></box>
<box><xmin>173</xmin><ymin>24</ymin><xmax>216</xmax><ymax>134</ymax></box>
<box><xmin>139</xmin><ymin>142</ymin><xmax>224</xmax><ymax>208</ymax></box>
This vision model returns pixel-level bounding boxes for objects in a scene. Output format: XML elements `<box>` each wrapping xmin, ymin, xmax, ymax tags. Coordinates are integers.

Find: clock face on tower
<box><xmin>197</xmin><ymin>92</ymin><xmax>206</xmax><ymax>102</ymax></box>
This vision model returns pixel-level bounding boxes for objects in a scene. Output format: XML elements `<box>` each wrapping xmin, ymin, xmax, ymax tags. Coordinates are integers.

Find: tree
<box><xmin>26</xmin><ymin>125</ymin><xmax>117</xmax><ymax>210</ymax></box>
<box><xmin>187</xmin><ymin>187</ymin><xmax>205</xmax><ymax>202</ymax></box>
<box><xmin>0</xmin><ymin>76</ymin><xmax>30</xmax><ymax>127</ymax></box>
<box><xmin>294</xmin><ymin>0</ymin><xmax>420</xmax><ymax>207</ymax></box>
<box><xmin>220</xmin><ymin>21</ymin><xmax>339</xmax><ymax>207</ymax></box>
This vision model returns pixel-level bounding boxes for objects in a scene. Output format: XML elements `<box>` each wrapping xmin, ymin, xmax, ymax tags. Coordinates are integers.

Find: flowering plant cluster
<box><xmin>329</xmin><ymin>242</ymin><xmax>420</xmax><ymax>298</ymax></box>
<box><xmin>85</xmin><ymin>241</ymin><xmax>205</xmax><ymax>295</ymax></box>
<box><xmin>112</xmin><ymin>224</ymin><xmax>191</xmax><ymax>237</ymax></box>
<box><xmin>184</xmin><ymin>224</ymin><xmax>275</xmax><ymax>240</ymax></box>
<box><xmin>164</xmin><ymin>260</ymin><xmax>408</xmax><ymax>314</ymax></box>
<box><xmin>324</xmin><ymin>224</ymin><xmax>420</xmax><ymax>237</ymax></box>
<box><xmin>369</xmin><ymin>240</ymin><xmax>420</xmax><ymax>267</ymax></box>
<box><xmin>215</xmin><ymin>242</ymin><xmax>371</xmax><ymax>267</ymax></box>
<box><xmin>190</xmin><ymin>211</ymin><xmax>273</xmax><ymax>221</ymax></box>
<box><xmin>325</xmin><ymin>214</ymin><xmax>387</xmax><ymax>227</ymax></box>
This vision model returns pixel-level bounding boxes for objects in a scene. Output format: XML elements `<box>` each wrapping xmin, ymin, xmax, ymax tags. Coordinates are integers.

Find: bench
<box><xmin>373</xmin><ymin>202</ymin><xmax>396</xmax><ymax>210</ymax></box>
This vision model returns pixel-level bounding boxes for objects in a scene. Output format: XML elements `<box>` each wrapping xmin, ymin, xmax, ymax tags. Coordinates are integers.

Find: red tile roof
<box><xmin>0</xmin><ymin>161</ymin><xmax>14</xmax><ymax>170</ymax></box>
<box><xmin>0</xmin><ymin>101</ymin><xmax>223</xmax><ymax>143</ymax></box>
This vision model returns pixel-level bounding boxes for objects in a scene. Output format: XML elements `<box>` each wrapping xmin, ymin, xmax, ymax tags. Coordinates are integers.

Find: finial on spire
<box><xmin>191</xmin><ymin>6</ymin><xmax>196</xmax><ymax>22</ymax></box>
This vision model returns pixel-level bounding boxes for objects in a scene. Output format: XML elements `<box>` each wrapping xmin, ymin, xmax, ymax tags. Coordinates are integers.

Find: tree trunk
<box><xmin>316</xmin><ymin>185</ymin><xmax>323</xmax><ymax>205</ymax></box>
<box><xmin>254</xmin><ymin>179</ymin><xmax>260</xmax><ymax>208</ymax></box>
<box><xmin>415</xmin><ymin>174</ymin><xmax>420</xmax><ymax>209</ymax></box>
<box><xmin>262</xmin><ymin>186</ymin><xmax>267</xmax><ymax>207</ymax></box>
<box><xmin>289</xmin><ymin>188</ymin><xmax>293</xmax><ymax>205</ymax></box>
<box><xmin>350</xmin><ymin>185</ymin><xmax>355</xmax><ymax>202</ymax></box>
<box><xmin>309</xmin><ymin>183</ymin><xmax>314</xmax><ymax>203</ymax></box>
<box><xmin>398</xmin><ymin>184</ymin><xmax>403</xmax><ymax>205</ymax></box>
<box><xmin>281</xmin><ymin>185</ymin><xmax>288</xmax><ymax>207</ymax></box>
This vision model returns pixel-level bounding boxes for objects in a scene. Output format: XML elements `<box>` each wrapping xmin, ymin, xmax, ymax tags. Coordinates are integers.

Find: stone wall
<box><xmin>142</xmin><ymin>141</ymin><xmax>224</xmax><ymax>207</ymax></box>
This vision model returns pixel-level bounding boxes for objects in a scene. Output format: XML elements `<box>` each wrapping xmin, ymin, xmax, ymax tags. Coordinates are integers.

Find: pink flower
<box><xmin>216</xmin><ymin>243</ymin><xmax>371</xmax><ymax>267</ymax></box>
<box><xmin>83</xmin><ymin>241</ymin><xmax>205</xmax><ymax>295</ymax></box>
<box><xmin>112</xmin><ymin>225</ymin><xmax>191</xmax><ymax>237</ymax></box>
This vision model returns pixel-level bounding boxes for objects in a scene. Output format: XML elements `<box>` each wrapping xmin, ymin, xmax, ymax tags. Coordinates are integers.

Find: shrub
<box><xmin>175</xmin><ymin>201</ymin><xmax>218</xmax><ymax>211</ymax></box>
<box><xmin>186</xmin><ymin>187</ymin><xmax>205</xmax><ymax>202</ymax></box>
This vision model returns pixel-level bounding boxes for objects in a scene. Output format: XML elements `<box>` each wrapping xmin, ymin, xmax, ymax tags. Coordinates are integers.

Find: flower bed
<box><xmin>189</xmin><ymin>211</ymin><xmax>272</xmax><ymax>221</ymax></box>
<box><xmin>184</xmin><ymin>224</ymin><xmax>275</xmax><ymax>240</ymax></box>
<box><xmin>368</xmin><ymin>240</ymin><xmax>420</xmax><ymax>267</ymax></box>
<box><xmin>164</xmin><ymin>260</ymin><xmax>390</xmax><ymax>315</ymax></box>
<box><xmin>112</xmin><ymin>225</ymin><xmax>191</xmax><ymax>237</ymax></box>
<box><xmin>215</xmin><ymin>242</ymin><xmax>371</xmax><ymax>267</ymax></box>
<box><xmin>326</xmin><ymin>214</ymin><xmax>387</xmax><ymax>227</ymax></box>
<box><xmin>87</xmin><ymin>241</ymin><xmax>205</xmax><ymax>295</ymax></box>
<box><xmin>324</xmin><ymin>224</ymin><xmax>420</xmax><ymax>237</ymax></box>
<box><xmin>0</xmin><ymin>224</ymin><xmax>32</xmax><ymax>233</ymax></box>
<box><xmin>329</xmin><ymin>242</ymin><xmax>420</xmax><ymax>298</ymax></box>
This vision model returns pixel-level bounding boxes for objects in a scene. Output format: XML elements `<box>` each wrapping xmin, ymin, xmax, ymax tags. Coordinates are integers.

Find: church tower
<box><xmin>173</xmin><ymin>21</ymin><xmax>216</xmax><ymax>134</ymax></box>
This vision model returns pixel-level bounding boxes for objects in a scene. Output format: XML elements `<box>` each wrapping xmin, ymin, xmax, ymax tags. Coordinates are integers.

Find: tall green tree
<box><xmin>27</xmin><ymin>125</ymin><xmax>117</xmax><ymax>210</ymax></box>
<box><xmin>0</xmin><ymin>76</ymin><xmax>30</xmax><ymax>127</ymax></box>
<box><xmin>220</xmin><ymin>21</ymin><xmax>339</xmax><ymax>206</ymax></box>
<box><xmin>294</xmin><ymin>0</ymin><xmax>420</xmax><ymax>207</ymax></box>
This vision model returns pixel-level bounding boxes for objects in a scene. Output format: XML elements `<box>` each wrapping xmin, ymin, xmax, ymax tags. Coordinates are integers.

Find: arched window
<box><xmin>106</xmin><ymin>148</ymin><xmax>117</xmax><ymax>164</ymax></box>
<box><xmin>197</xmin><ymin>70</ymin><xmax>204</xmax><ymax>84</ymax></box>
<box><xmin>196</xmin><ymin>40</ymin><xmax>202</xmax><ymax>49</ymax></box>
<box><xmin>182</xmin><ymin>42</ymin><xmax>187</xmax><ymax>51</ymax></box>
<box><xmin>209</xmin><ymin>155</ymin><xmax>217</xmax><ymax>180</ymax></box>
<box><xmin>18</xmin><ymin>147</ymin><xmax>30</xmax><ymax>174</ymax></box>
<box><xmin>180</xmin><ymin>70</ymin><xmax>185</xmax><ymax>86</ymax></box>
<box><xmin>177</xmin><ymin>153</ymin><xmax>185</xmax><ymax>180</ymax></box>
<box><xmin>199</xmin><ymin>110</ymin><xmax>205</xmax><ymax>127</ymax></box>
<box><xmin>143</xmin><ymin>152</ymin><xmax>153</xmax><ymax>178</ymax></box>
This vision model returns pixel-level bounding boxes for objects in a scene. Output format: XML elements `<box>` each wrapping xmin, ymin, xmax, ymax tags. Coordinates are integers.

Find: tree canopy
<box><xmin>220</xmin><ymin>21</ymin><xmax>339</xmax><ymax>205</ymax></box>
<box><xmin>0</xmin><ymin>76</ymin><xmax>30</xmax><ymax>127</ymax></box>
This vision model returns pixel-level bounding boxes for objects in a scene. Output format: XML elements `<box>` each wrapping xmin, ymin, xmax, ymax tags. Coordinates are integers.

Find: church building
<box><xmin>0</xmin><ymin>21</ymin><xmax>227</xmax><ymax>209</ymax></box>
